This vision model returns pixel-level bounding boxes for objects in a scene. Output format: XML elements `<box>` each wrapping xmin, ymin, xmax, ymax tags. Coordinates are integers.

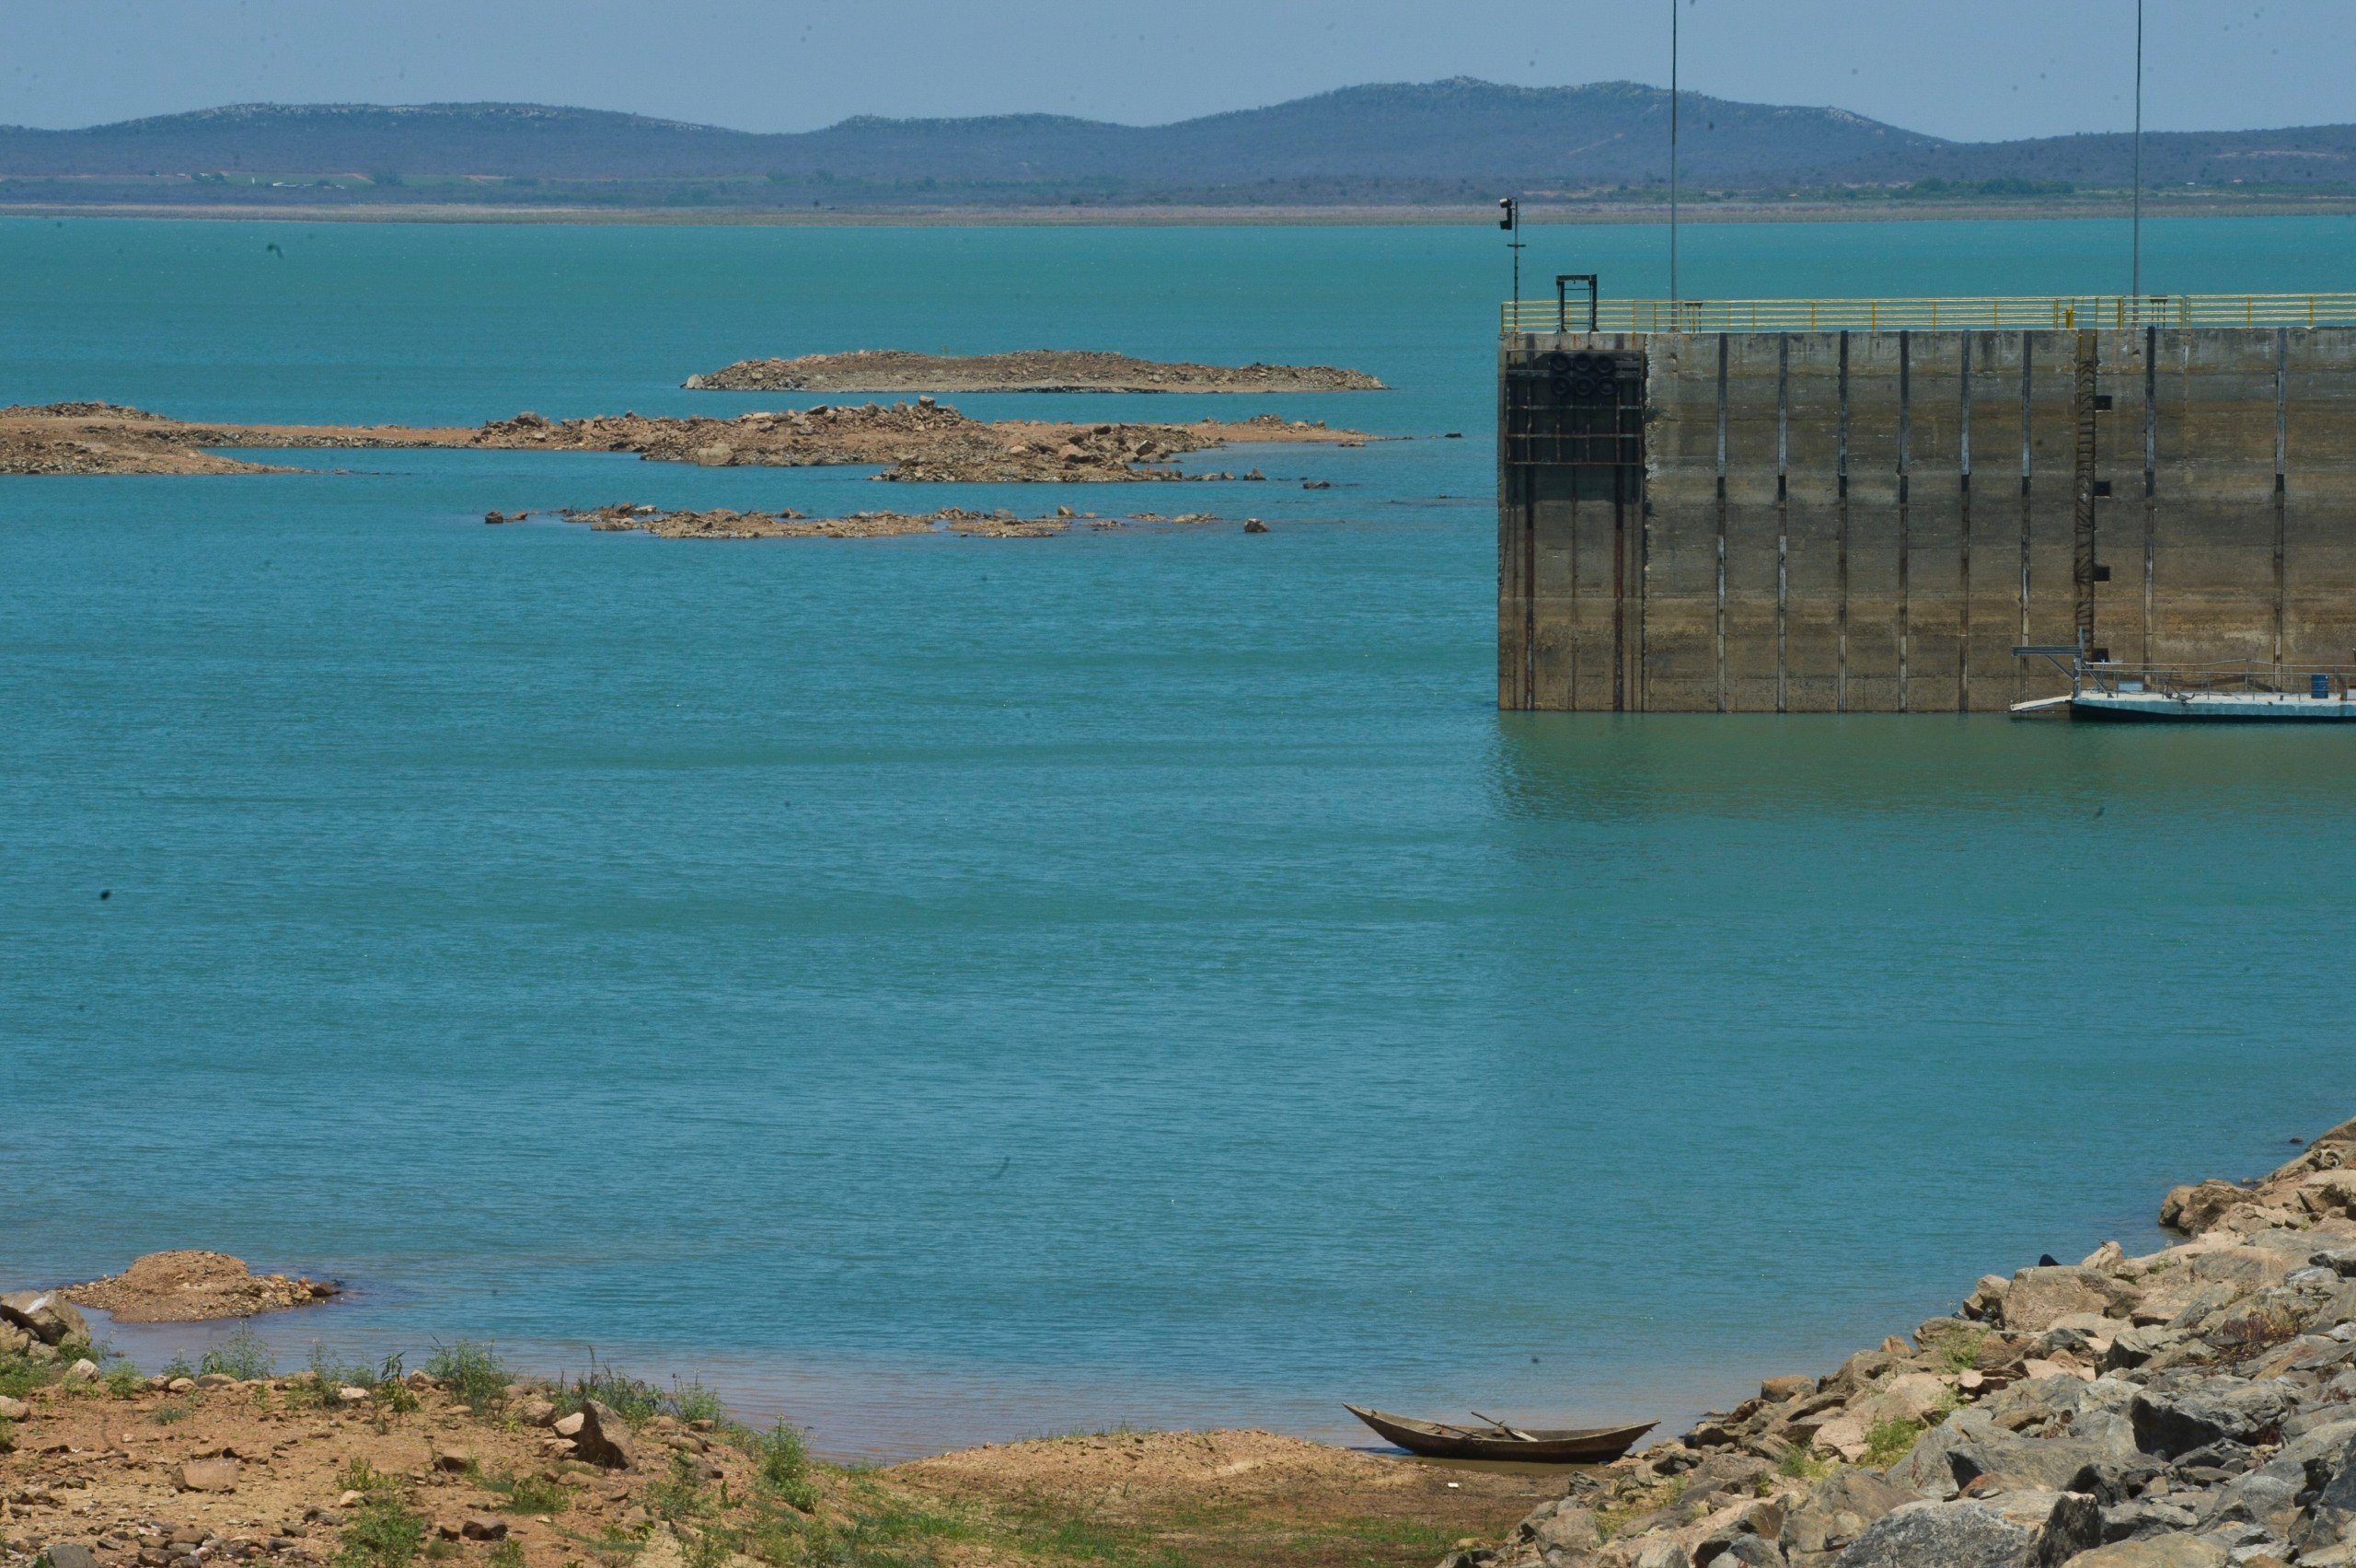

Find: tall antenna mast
<box><xmin>1669</xmin><ymin>0</ymin><xmax>1680</xmax><ymax>305</ymax></box>
<box><xmin>2131</xmin><ymin>0</ymin><xmax>2143</xmax><ymax>309</ymax></box>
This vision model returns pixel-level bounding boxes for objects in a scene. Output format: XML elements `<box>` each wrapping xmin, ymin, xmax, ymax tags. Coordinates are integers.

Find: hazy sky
<box><xmin>7</xmin><ymin>0</ymin><xmax>2351</xmax><ymax>141</ymax></box>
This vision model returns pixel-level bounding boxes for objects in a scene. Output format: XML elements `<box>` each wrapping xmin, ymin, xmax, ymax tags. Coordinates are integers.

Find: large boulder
<box><xmin>0</xmin><ymin>1290</ymin><xmax>88</xmax><ymax>1346</ymax></box>
<box><xmin>1783</xmin><ymin>1470</ymin><xmax>1911</xmax><ymax>1562</ymax></box>
<box><xmin>1885</xmin><ymin>1408</ymin><xmax>2134</xmax><ymax>1499</ymax></box>
<box><xmin>2004</xmin><ymin>1270</ymin><xmax>2129</xmax><ymax>1333</ymax></box>
<box><xmin>2056</xmin><ymin>1538</ymin><xmax>2228</xmax><ymax>1567</ymax></box>
<box><xmin>2127</xmin><ymin>1384</ymin><xmax>2293</xmax><ymax>1458</ymax></box>
<box><xmin>1831</xmin><ymin>1500</ymin><xmax>2038</xmax><ymax>1567</ymax></box>
<box><xmin>2160</xmin><ymin>1182</ymin><xmax>2253</xmax><ymax>1236</ymax></box>
<box><xmin>570</xmin><ymin>1399</ymin><xmax>635</xmax><ymax>1470</ymax></box>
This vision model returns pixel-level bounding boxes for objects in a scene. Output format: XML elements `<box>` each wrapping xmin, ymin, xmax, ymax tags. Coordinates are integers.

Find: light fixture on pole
<box><xmin>2131</xmin><ymin>0</ymin><xmax>2144</xmax><ymax>312</ymax></box>
<box><xmin>1669</xmin><ymin>0</ymin><xmax>1680</xmax><ymax>306</ymax></box>
<box><xmin>1499</xmin><ymin>197</ymin><xmax>1524</xmax><ymax>306</ymax></box>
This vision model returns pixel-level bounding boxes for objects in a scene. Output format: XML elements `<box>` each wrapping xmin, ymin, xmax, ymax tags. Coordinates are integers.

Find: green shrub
<box><xmin>750</xmin><ymin>1423</ymin><xmax>817</xmax><ymax>1513</ymax></box>
<box><xmin>423</xmin><ymin>1341</ymin><xmax>509</xmax><ymax>1413</ymax></box>
<box><xmin>160</xmin><ymin>1355</ymin><xmax>197</xmax><ymax>1382</ymax></box>
<box><xmin>104</xmin><ymin>1364</ymin><xmax>146</xmax><ymax>1397</ymax></box>
<box><xmin>200</xmin><ymin>1325</ymin><xmax>275</xmax><ymax>1380</ymax></box>
<box><xmin>1864</xmin><ymin>1416</ymin><xmax>1925</xmax><ymax>1467</ymax></box>
<box><xmin>152</xmin><ymin>1401</ymin><xmax>196</xmax><ymax>1424</ymax></box>
<box><xmin>486</xmin><ymin>1542</ymin><xmax>524</xmax><ymax>1568</ymax></box>
<box><xmin>336</xmin><ymin>1494</ymin><xmax>427</xmax><ymax>1568</ymax></box>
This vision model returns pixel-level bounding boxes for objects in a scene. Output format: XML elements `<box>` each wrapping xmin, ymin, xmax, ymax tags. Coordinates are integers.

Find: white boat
<box><xmin>2011</xmin><ymin>646</ymin><xmax>2356</xmax><ymax>722</ymax></box>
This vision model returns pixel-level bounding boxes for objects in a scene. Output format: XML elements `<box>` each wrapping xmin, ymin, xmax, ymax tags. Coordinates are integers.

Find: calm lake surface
<box><xmin>5</xmin><ymin>214</ymin><xmax>2354</xmax><ymax>1458</ymax></box>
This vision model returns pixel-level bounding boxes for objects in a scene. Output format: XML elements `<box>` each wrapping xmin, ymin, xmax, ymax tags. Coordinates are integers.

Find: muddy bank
<box><xmin>0</xmin><ymin>401</ymin><xmax>1367</xmax><ymax>483</ymax></box>
<box><xmin>62</xmin><ymin>1254</ymin><xmax>340</xmax><ymax>1326</ymax></box>
<box><xmin>683</xmin><ymin>350</ymin><xmax>1386</xmax><ymax>394</ymax></box>
<box><xmin>1459</xmin><ymin>1114</ymin><xmax>2356</xmax><ymax>1568</ymax></box>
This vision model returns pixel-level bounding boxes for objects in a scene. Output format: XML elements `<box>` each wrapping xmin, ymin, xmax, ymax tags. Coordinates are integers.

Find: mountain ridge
<box><xmin>1</xmin><ymin>79</ymin><xmax>2348</xmax><ymax>206</ymax></box>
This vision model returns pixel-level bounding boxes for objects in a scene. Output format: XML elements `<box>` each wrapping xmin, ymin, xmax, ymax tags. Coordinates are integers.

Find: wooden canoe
<box><xmin>1345</xmin><ymin>1404</ymin><xmax>1656</xmax><ymax>1463</ymax></box>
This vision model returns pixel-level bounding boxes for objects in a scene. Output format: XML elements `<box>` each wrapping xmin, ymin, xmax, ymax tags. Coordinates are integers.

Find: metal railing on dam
<box><xmin>1501</xmin><ymin>293</ymin><xmax>2356</xmax><ymax>334</ymax></box>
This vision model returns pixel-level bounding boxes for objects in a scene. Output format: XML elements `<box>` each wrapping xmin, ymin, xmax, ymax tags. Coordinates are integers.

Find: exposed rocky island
<box><xmin>681</xmin><ymin>350</ymin><xmax>1386</xmax><ymax>394</ymax></box>
<box><xmin>61</xmin><ymin>1253</ymin><xmax>341</xmax><ymax>1325</ymax></box>
<box><xmin>0</xmin><ymin>401</ymin><xmax>1365</xmax><ymax>482</ymax></box>
<box><xmin>551</xmin><ymin>504</ymin><xmax>1240</xmax><ymax>539</ymax></box>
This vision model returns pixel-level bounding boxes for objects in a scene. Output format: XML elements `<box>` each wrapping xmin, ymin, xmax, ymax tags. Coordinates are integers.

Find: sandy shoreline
<box><xmin>9</xmin><ymin>1113</ymin><xmax>2356</xmax><ymax>1568</ymax></box>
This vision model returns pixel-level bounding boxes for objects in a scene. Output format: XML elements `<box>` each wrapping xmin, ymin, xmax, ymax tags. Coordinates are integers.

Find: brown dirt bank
<box><xmin>683</xmin><ymin>350</ymin><xmax>1385</xmax><ymax>394</ymax></box>
<box><xmin>0</xmin><ymin>402</ymin><xmax>1367</xmax><ymax>483</ymax></box>
<box><xmin>62</xmin><ymin>1254</ymin><xmax>340</xmax><ymax>1326</ymax></box>
<box><xmin>0</xmin><ymin>1366</ymin><xmax>1539</xmax><ymax>1568</ymax></box>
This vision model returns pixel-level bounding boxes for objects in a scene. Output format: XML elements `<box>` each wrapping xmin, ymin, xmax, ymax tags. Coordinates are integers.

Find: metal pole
<box><xmin>2131</xmin><ymin>0</ymin><xmax>2143</xmax><ymax>312</ymax></box>
<box><xmin>1669</xmin><ymin>0</ymin><xmax>1680</xmax><ymax>306</ymax></box>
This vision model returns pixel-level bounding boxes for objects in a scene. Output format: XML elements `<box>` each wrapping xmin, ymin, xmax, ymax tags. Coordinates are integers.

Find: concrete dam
<box><xmin>1496</xmin><ymin>294</ymin><xmax>2356</xmax><ymax>712</ymax></box>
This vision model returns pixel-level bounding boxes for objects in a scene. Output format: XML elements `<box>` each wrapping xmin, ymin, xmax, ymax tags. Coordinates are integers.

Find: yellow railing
<box><xmin>1502</xmin><ymin>293</ymin><xmax>2356</xmax><ymax>333</ymax></box>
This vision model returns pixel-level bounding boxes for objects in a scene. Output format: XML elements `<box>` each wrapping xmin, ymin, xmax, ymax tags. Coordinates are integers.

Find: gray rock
<box><xmin>1831</xmin><ymin>1500</ymin><xmax>2037</xmax><ymax>1567</ymax></box>
<box><xmin>2058</xmin><ymin>1538</ymin><xmax>2229</xmax><ymax>1567</ymax></box>
<box><xmin>1527</xmin><ymin>1508</ymin><xmax>1597</xmax><ymax>1555</ymax></box>
<box><xmin>2201</xmin><ymin>1451</ymin><xmax>2304</xmax><ymax>1530</ymax></box>
<box><xmin>2068</xmin><ymin>1456</ymin><xmax>2166</xmax><ymax>1505</ymax></box>
<box><xmin>2096</xmin><ymin>1500</ymin><xmax>2199</xmax><ymax>1542</ymax></box>
<box><xmin>0</xmin><ymin>1394</ymin><xmax>28</xmax><ymax>1422</ymax></box>
<box><xmin>1708</xmin><ymin>1538</ymin><xmax>1785</xmax><ymax>1567</ymax></box>
<box><xmin>1885</xmin><ymin>1409</ymin><xmax>2134</xmax><ymax>1498</ymax></box>
<box><xmin>2129</xmin><ymin>1386</ymin><xmax>2293</xmax><ymax>1458</ymax></box>
<box><xmin>1784</xmin><ymin>1470</ymin><xmax>1911</xmax><ymax>1559</ymax></box>
<box><xmin>42</xmin><ymin>1546</ymin><xmax>100</xmax><ymax>1568</ymax></box>
<box><xmin>1632</xmin><ymin>1541</ymin><xmax>1686</xmax><ymax>1568</ymax></box>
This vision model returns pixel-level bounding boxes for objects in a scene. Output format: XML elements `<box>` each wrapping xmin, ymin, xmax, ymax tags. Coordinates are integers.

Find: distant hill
<box><xmin>0</xmin><ymin>80</ymin><xmax>2349</xmax><ymax>208</ymax></box>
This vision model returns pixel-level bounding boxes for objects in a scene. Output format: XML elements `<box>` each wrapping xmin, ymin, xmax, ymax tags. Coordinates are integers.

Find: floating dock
<box><xmin>1496</xmin><ymin>294</ymin><xmax>2356</xmax><ymax>712</ymax></box>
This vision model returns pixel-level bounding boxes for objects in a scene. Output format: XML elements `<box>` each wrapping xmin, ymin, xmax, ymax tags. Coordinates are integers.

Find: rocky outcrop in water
<box><xmin>62</xmin><ymin>1251</ymin><xmax>340</xmax><ymax>1323</ymax></box>
<box><xmin>1454</xmin><ymin>1118</ymin><xmax>2356</xmax><ymax>1568</ymax></box>
<box><xmin>682</xmin><ymin>349</ymin><xmax>1386</xmax><ymax>394</ymax></box>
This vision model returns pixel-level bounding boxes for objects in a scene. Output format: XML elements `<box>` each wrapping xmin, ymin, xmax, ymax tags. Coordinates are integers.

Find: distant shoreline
<box><xmin>6</xmin><ymin>197</ymin><xmax>2356</xmax><ymax>227</ymax></box>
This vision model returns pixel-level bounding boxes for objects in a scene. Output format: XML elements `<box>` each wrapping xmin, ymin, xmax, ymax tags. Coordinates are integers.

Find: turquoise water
<box><xmin>5</xmin><ymin>214</ymin><xmax>2355</xmax><ymax>1458</ymax></box>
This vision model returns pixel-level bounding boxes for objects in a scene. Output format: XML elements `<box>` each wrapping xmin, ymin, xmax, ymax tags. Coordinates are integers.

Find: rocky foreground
<box><xmin>1457</xmin><ymin>1117</ymin><xmax>2356</xmax><ymax>1568</ymax></box>
<box><xmin>0</xmin><ymin>401</ymin><xmax>1365</xmax><ymax>482</ymax></box>
<box><xmin>681</xmin><ymin>350</ymin><xmax>1387</xmax><ymax>395</ymax></box>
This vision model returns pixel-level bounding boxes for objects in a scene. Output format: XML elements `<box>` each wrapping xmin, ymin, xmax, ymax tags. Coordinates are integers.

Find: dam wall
<box><xmin>1497</xmin><ymin>322</ymin><xmax>2356</xmax><ymax>711</ymax></box>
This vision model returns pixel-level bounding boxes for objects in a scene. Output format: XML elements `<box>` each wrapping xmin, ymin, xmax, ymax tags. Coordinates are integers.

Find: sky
<box><xmin>6</xmin><ymin>0</ymin><xmax>2352</xmax><ymax>142</ymax></box>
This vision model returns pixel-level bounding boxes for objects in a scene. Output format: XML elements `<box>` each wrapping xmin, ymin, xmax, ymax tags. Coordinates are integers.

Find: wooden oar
<box><xmin>1469</xmin><ymin>1410</ymin><xmax>1541</xmax><ymax>1442</ymax></box>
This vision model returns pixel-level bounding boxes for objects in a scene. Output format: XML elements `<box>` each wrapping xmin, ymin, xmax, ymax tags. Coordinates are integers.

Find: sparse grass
<box><xmin>425</xmin><ymin>1341</ymin><xmax>510</xmax><ymax>1414</ymax></box>
<box><xmin>152</xmin><ymin>1400</ymin><xmax>197</xmax><ymax>1425</ymax></box>
<box><xmin>1934</xmin><ymin>1327</ymin><xmax>1988</xmax><ymax>1374</ymax></box>
<box><xmin>160</xmin><ymin>1355</ymin><xmax>197</xmax><ymax>1383</ymax></box>
<box><xmin>199</xmin><ymin>1325</ymin><xmax>275</xmax><ymax>1381</ymax></box>
<box><xmin>104</xmin><ymin>1364</ymin><xmax>145</xmax><ymax>1397</ymax></box>
<box><xmin>0</xmin><ymin>1355</ymin><xmax>47</xmax><ymax>1401</ymax></box>
<box><xmin>1864</xmin><ymin>1416</ymin><xmax>1925</xmax><ymax>1468</ymax></box>
<box><xmin>479</xmin><ymin>1468</ymin><xmax>572</xmax><ymax>1515</ymax></box>
<box><xmin>553</xmin><ymin>1355</ymin><xmax>729</xmax><ymax>1427</ymax></box>
<box><xmin>341</xmin><ymin>1458</ymin><xmax>401</xmax><ymax>1494</ymax></box>
<box><xmin>337</xmin><ymin>1494</ymin><xmax>428</xmax><ymax>1568</ymax></box>
<box><xmin>1777</xmin><ymin>1445</ymin><xmax>1835</xmax><ymax>1482</ymax></box>
<box><xmin>487</xmin><ymin>1542</ymin><xmax>525</xmax><ymax>1568</ymax></box>
<box><xmin>650</xmin><ymin>1452</ymin><xmax>719</xmax><ymax>1524</ymax></box>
